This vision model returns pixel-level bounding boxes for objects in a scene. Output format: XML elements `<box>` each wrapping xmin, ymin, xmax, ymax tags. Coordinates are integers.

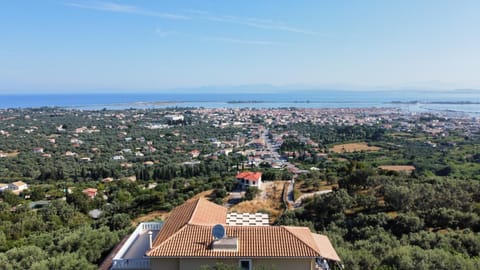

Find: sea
<box><xmin>0</xmin><ymin>90</ymin><xmax>479</xmax><ymax>116</ymax></box>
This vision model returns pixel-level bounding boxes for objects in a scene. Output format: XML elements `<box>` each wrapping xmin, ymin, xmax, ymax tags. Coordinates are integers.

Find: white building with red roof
<box><xmin>189</xmin><ymin>149</ymin><xmax>200</xmax><ymax>158</ymax></box>
<box><xmin>82</xmin><ymin>188</ymin><xmax>98</xmax><ymax>199</ymax></box>
<box><xmin>236</xmin><ymin>171</ymin><xmax>262</xmax><ymax>190</ymax></box>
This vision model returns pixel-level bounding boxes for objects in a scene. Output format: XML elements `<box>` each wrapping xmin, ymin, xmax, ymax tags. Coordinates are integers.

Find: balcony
<box><xmin>110</xmin><ymin>222</ymin><xmax>163</xmax><ymax>270</ymax></box>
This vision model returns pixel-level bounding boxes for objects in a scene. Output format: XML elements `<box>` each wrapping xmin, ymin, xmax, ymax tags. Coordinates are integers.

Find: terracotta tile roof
<box><xmin>148</xmin><ymin>199</ymin><xmax>340</xmax><ymax>260</ymax></box>
<box><xmin>152</xmin><ymin>198</ymin><xmax>227</xmax><ymax>246</ymax></box>
<box><xmin>236</xmin><ymin>171</ymin><xmax>262</xmax><ymax>182</ymax></box>
<box><xmin>190</xmin><ymin>198</ymin><xmax>227</xmax><ymax>225</ymax></box>
<box><xmin>311</xmin><ymin>233</ymin><xmax>341</xmax><ymax>261</ymax></box>
<box><xmin>284</xmin><ymin>226</ymin><xmax>321</xmax><ymax>254</ymax></box>
<box><xmin>148</xmin><ymin>225</ymin><xmax>323</xmax><ymax>258</ymax></box>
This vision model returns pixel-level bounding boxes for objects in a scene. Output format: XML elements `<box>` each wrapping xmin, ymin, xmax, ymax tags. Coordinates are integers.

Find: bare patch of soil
<box><xmin>331</xmin><ymin>142</ymin><xmax>381</xmax><ymax>153</ymax></box>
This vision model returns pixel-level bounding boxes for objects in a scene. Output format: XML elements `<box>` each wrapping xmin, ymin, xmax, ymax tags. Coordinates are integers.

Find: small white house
<box><xmin>8</xmin><ymin>181</ymin><xmax>28</xmax><ymax>192</ymax></box>
<box><xmin>112</xmin><ymin>155</ymin><xmax>125</xmax><ymax>160</ymax></box>
<box><xmin>165</xmin><ymin>114</ymin><xmax>184</xmax><ymax>122</ymax></box>
<box><xmin>32</xmin><ymin>147</ymin><xmax>44</xmax><ymax>153</ymax></box>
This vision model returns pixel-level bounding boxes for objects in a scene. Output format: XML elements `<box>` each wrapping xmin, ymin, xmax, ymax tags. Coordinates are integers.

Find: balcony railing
<box><xmin>142</xmin><ymin>222</ymin><xmax>162</xmax><ymax>231</ymax></box>
<box><xmin>111</xmin><ymin>258</ymin><xmax>150</xmax><ymax>269</ymax></box>
<box><xmin>110</xmin><ymin>222</ymin><xmax>163</xmax><ymax>270</ymax></box>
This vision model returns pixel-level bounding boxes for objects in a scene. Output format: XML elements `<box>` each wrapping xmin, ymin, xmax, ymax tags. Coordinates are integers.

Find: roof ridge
<box><xmin>187</xmin><ymin>198</ymin><xmax>202</xmax><ymax>224</ymax></box>
<box><xmin>188</xmin><ymin>198</ymin><xmax>227</xmax><ymax>225</ymax></box>
<box><xmin>147</xmin><ymin>224</ymin><xmax>190</xmax><ymax>257</ymax></box>
<box><xmin>151</xmin><ymin>198</ymin><xmax>201</xmax><ymax>246</ymax></box>
<box><xmin>311</xmin><ymin>233</ymin><xmax>341</xmax><ymax>261</ymax></box>
<box><xmin>282</xmin><ymin>226</ymin><xmax>321</xmax><ymax>256</ymax></box>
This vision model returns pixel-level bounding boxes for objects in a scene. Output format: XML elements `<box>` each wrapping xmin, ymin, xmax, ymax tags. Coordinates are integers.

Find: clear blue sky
<box><xmin>1</xmin><ymin>0</ymin><xmax>479</xmax><ymax>93</ymax></box>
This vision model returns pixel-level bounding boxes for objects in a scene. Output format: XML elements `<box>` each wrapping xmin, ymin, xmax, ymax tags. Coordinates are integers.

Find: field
<box><xmin>229</xmin><ymin>181</ymin><xmax>286</xmax><ymax>223</ymax></box>
<box><xmin>331</xmin><ymin>142</ymin><xmax>381</xmax><ymax>153</ymax></box>
<box><xmin>378</xmin><ymin>165</ymin><xmax>416</xmax><ymax>173</ymax></box>
<box><xmin>0</xmin><ymin>151</ymin><xmax>19</xmax><ymax>158</ymax></box>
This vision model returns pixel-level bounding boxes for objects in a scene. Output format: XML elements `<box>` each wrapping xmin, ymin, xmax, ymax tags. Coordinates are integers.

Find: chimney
<box><xmin>148</xmin><ymin>231</ymin><xmax>153</xmax><ymax>249</ymax></box>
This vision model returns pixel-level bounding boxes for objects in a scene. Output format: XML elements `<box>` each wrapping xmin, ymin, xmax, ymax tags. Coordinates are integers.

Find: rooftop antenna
<box><xmin>212</xmin><ymin>224</ymin><xmax>226</xmax><ymax>240</ymax></box>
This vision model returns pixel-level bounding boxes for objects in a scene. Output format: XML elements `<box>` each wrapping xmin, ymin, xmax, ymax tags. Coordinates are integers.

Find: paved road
<box><xmin>286</xmin><ymin>177</ymin><xmax>295</xmax><ymax>205</ymax></box>
<box><xmin>293</xmin><ymin>190</ymin><xmax>332</xmax><ymax>208</ymax></box>
<box><xmin>261</xmin><ymin>128</ymin><xmax>302</xmax><ymax>208</ymax></box>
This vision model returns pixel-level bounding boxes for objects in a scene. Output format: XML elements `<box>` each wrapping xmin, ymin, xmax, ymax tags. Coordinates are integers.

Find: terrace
<box><xmin>110</xmin><ymin>222</ymin><xmax>163</xmax><ymax>270</ymax></box>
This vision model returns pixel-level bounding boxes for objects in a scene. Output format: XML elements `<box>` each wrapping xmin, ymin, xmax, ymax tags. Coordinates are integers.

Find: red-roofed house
<box><xmin>236</xmin><ymin>171</ymin><xmax>262</xmax><ymax>190</ymax></box>
<box><xmin>82</xmin><ymin>188</ymin><xmax>98</xmax><ymax>199</ymax></box>
<box><xmin>147</xmin><ymin>198</ymin><xmax>340</xmax><ymax>270</ymax></box>
<box><xmin>190</xmin><ymin>149</ymin><xmax>200</xmax><ymax>158</ymax></box>
<box><xmin>107</xmin><ymin>198</ymin><xmax>341</xmax><ymax>270</ymax></box>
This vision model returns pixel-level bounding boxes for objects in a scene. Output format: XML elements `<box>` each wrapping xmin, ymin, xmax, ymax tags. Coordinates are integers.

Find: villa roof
<box><xmin>147</xmin><ymin>198</ymin><xmax>340</xmax><ymax>261</ymax></box>
<box><xmin>82</xmin><ymin>188</ymin><xmax>97</xmax><ymax>193</ymax></box>
<box><xmin>236</xmin><ymin>171</ymin><xmax>262</xmax><ymax>182</ymax></box>
<box><xmin>148</xmin><ymin>225</ymin><xmax>337</xmax><ymax>259</ymax></box>
<box><xmin>152</xmin><ymin>198</ymin><xmax>227</xmax><ymax>246</ymax></box>
<box><xmin>11</xmin><ymin>181</ymin><xmax>27</xmax><ymax>187</ymax></box>
<box><xmin>312</xmin><ymin>233</ymin><xmax>341</xmax><ymax>261</ymax></box>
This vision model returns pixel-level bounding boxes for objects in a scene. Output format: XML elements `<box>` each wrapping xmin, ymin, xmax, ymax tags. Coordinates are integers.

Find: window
<box><xmin>252</xmin><ymin>181</ymin><xmax>256</xmax><ymax>185</ymax></box>
<box><xmin>239</xmin><ymin>259</ymin><xmax>252</xmax><ymax>270</ymax></box>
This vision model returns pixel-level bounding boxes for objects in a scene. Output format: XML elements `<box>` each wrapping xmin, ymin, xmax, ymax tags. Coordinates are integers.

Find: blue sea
<box><xmin>0</xmin><ymin>90</ymin><xmax>479</xmax><ymax>115</ymax></box>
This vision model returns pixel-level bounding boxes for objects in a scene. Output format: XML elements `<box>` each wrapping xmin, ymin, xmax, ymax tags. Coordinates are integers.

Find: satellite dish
<box><xmin>212</xmin><ymin>224</ymin><xmax>226</xmax><ymax>240</ymax></box>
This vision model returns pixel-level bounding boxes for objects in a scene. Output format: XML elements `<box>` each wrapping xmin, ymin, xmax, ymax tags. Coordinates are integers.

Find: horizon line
<box><xmin>0</xmin><ymin>88</ymin><xmax>478</xmax><ymax>95</ymax></box>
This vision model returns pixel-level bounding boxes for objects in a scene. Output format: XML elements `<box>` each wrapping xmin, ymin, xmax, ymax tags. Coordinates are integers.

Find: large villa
<box><xmin>107</xmin><ymin>198</ymin><xmax>341</xmax><ymax>270</ymax></box>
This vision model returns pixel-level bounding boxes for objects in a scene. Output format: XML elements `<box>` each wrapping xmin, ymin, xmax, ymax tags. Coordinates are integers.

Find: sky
<box><xmin>1</xmin><ymin>0</ymin><xmax>480</xmax><ymax>93</ymax></box>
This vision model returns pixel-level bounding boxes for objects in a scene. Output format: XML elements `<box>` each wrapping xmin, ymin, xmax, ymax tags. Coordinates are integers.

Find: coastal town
<box><xmin>1</xmin><ymin>106</ymin><xmax>477</xmax><ymax>167</ymax></box>
<box><xmin>0</xmin><ymin>106</ymin><xmax>479</xmax><ymax>201</ymax></box>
